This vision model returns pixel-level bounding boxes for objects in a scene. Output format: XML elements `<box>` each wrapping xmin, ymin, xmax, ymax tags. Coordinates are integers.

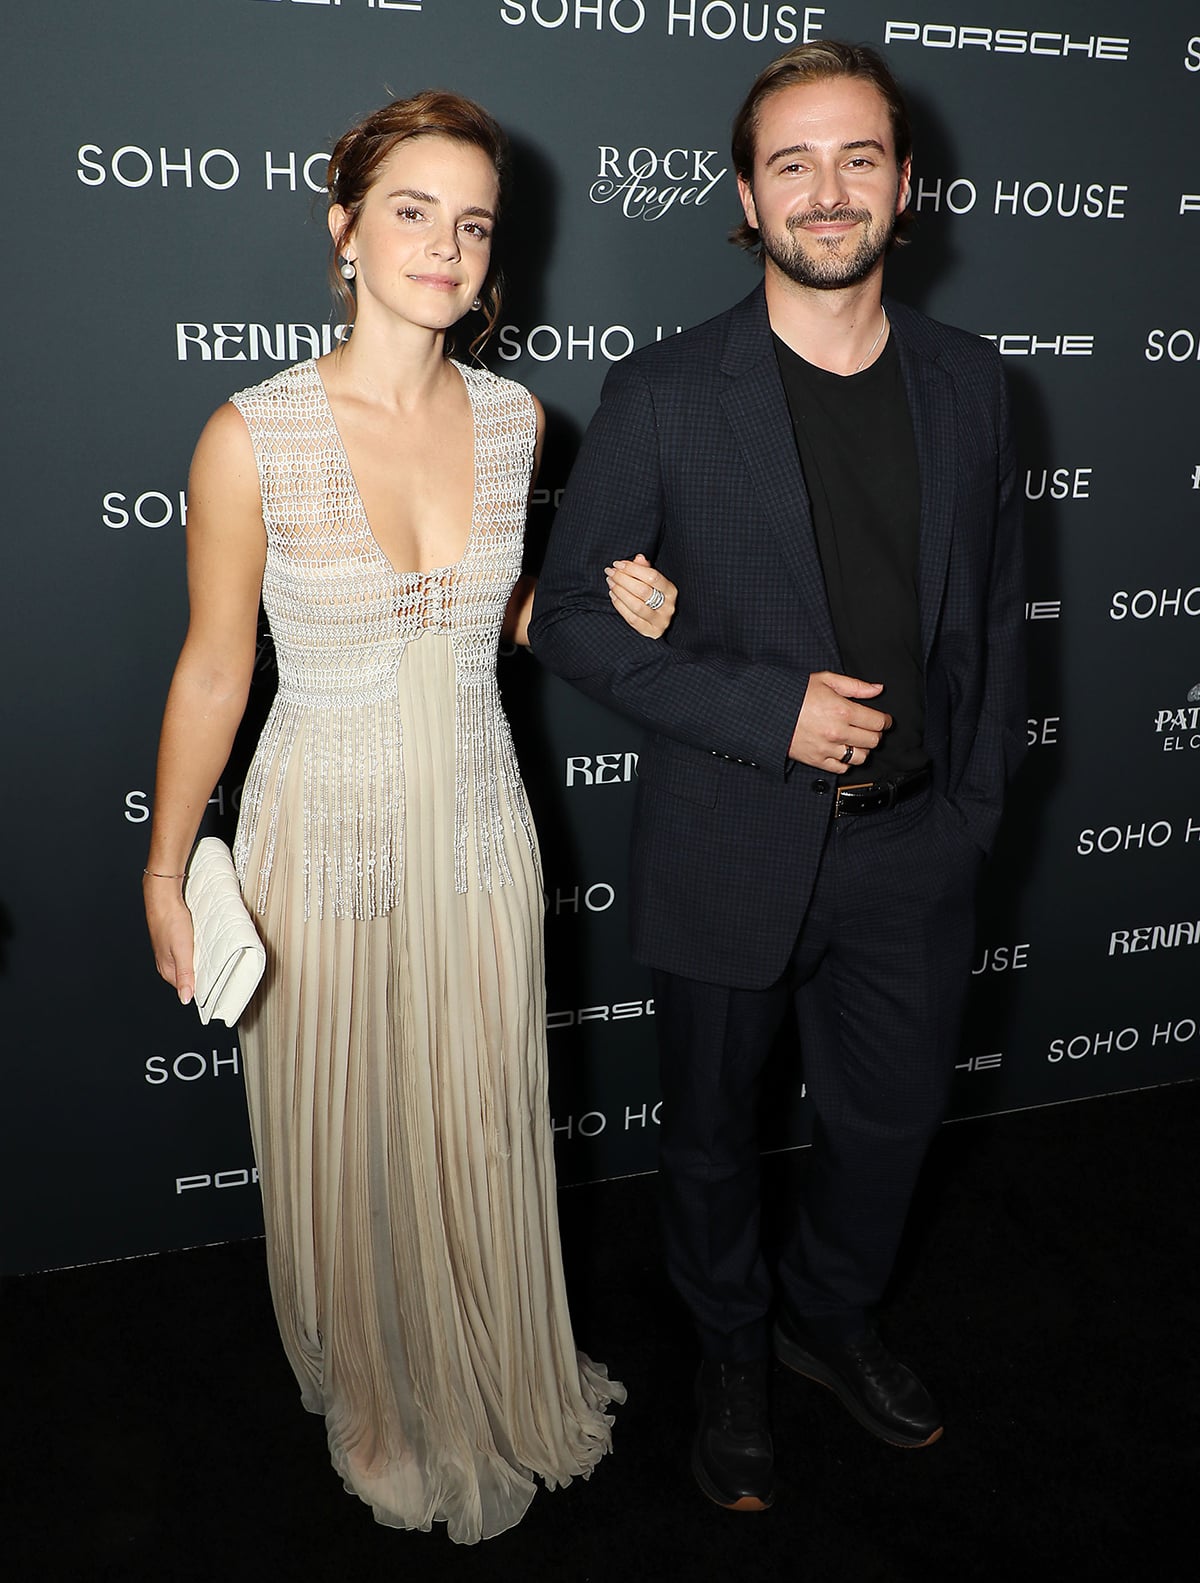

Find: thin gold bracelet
<box><xmin>144</xmin><ymin>868</ymin><xmax>187</xmax><ymax>880</ymax></box>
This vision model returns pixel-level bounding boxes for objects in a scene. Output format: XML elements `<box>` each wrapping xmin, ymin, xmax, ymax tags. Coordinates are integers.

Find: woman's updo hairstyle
<box><xmin>327</xmin><ymin>90</ymin><xmax>510</xmax><ymax>355</ymax></box>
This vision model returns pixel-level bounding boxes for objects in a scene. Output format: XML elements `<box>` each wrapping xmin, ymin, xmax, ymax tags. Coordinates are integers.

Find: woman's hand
<box><xmin>143</xmin><ymin>399</ymin><xmax>264</xmax><ymax>1006</ymax></box>
<box><xmin>144</xmin><ymin>875</ymin><xmax>196</xmax><ymax>1006</ymax></box>
<box><xmin>606</xmin><ymin>552</ymin><xmax>677</xmax><ymax>638</ymax></box>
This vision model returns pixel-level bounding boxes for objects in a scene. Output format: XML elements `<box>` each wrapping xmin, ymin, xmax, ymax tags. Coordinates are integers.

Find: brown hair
<box><xmin>730</xmin><ymin>40</ymin><xmax>913</xmax><ymax>255</ymax></box>
<box><xmin>327</xmin><ymin>89</ymin><xmax>510</xmax><ymax>355</ymax></box>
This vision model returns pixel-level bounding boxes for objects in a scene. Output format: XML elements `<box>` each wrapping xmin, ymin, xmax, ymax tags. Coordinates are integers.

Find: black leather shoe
<box><xmin>773</xmin><ymin>1311</ymin><xmax>943</xmax><ymax>1448</ymax></box>
<box><xmin>692</xmin><ymin>1360</ymin><xmax>775</xmax><ymax>1511</ymax></box>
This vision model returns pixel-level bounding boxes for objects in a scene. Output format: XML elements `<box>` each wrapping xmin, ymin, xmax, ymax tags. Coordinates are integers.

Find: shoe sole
<box><xmin>690</xmin><ymin>1444</ymin><xmax>775</xmax><ymax>1511</ymax></box>
<box><xmin>772</xmin><ymin>1328</ymin><xmax>943</xmax><ymax>1450</ymax></box>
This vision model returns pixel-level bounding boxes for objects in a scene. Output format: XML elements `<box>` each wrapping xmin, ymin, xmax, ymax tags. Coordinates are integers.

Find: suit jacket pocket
<box><xmin>642</xmin><ymin>743</ymin><xmax>721</xmax><ymax>810</ymax></box>
<box><xmin>931</xmin><ymin>787</ymin><xmax>985</xmax><ymax>863</ymax></box>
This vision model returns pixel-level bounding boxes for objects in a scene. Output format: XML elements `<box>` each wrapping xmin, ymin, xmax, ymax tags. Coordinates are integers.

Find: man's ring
<box><xmin>839</xmin><ymin>745</ymin><xmax>854</xmax><ymax>765</ymax></box>
<box><xmin>644</xmin><ymin>587</ymin><xmax>665</xmax><ymax>612</ymax></box>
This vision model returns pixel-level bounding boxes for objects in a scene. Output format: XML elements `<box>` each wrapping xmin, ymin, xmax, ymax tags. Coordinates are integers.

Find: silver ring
<box><xmin>644</xmin><ymin>587</ymin><xmax>665</xmax><ymax>612</ymax></box>
<box><xmin>839</xmin><ymin>745</ymin><xmax>854</xmax><ymax>765</ymax></box>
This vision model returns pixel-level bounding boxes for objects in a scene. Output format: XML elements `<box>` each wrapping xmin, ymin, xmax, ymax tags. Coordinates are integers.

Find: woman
<box><xmin>143</xmin><ymin>90</ymin><xmax>675</xmax><ymax>1543</ymax></box>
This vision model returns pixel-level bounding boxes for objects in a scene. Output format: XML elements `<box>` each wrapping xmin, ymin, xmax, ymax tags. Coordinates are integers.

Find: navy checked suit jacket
<box><xmin>529</xmin><ymin>285</ymin><xmax>1026</xmax><ymax>989</ymax></box>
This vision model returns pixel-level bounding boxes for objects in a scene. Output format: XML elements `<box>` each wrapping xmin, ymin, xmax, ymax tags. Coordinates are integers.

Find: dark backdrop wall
<box><xmin>3</xmin><ymin>1</ymin><xmax>1197</xmax><ymax>1275</ymax></box>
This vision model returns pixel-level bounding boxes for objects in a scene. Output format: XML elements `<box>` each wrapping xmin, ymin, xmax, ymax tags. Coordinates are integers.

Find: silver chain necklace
<box><xmin>854</xmin><ymin>308</ymin><xmax>889</xmax><ymax>373</ymax></box>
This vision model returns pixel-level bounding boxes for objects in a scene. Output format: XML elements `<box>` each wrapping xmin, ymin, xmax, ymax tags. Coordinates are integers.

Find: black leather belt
<box><xmin>834</xmin><ymin>766</ymin><xmax>931</xmax><ymax>818</ymax></box>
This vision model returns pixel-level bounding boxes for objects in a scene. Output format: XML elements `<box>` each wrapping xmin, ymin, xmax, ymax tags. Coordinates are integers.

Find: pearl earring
<box><xmin>472</xmin><ymin>297</ymin><xmax>482</xmax><ymax>312</ymax></box>
<box><xmin>340</xmin><ymin>259</ymin><xmax>357</xmax><ymax>281</ymax></box>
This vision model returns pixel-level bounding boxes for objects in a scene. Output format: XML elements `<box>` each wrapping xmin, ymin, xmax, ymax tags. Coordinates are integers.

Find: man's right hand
<box><xmin>788</xmin><ymin>671</ymin><xmax>893</xmax><ymax>774</ymax></box>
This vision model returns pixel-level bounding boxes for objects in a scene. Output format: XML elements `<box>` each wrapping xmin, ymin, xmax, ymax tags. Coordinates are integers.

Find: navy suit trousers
<box><xmin>653</xmin><ymin>783</ymin><xmax>982</xmax><ymax>1361</ymax></box>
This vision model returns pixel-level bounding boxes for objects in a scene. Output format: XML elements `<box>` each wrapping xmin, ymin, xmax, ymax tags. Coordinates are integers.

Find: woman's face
<box><xmin>331</xmin><ymin>134</ymin><xmax>499</xmax><ymax>334</ymax></box>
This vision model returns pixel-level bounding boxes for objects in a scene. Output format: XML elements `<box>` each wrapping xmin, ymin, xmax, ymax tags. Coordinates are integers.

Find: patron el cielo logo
<box><xmin>1152</xmin><ymin>683</ymin><xmax>1200</xmax><ymax>753</ymax></box>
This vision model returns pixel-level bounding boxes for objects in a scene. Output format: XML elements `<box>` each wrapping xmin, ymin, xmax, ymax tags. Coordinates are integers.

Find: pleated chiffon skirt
<box><xmin>237</xmin><ymin>631</ymin><xmax>623</xmax><ymax>1543</ymax></box>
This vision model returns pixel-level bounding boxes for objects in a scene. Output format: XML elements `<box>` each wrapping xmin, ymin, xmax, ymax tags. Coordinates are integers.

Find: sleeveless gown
<box><xmin>228</xmin><ymin>358</ymin><xmax>622</xmax><ymax>1544</ymax></box>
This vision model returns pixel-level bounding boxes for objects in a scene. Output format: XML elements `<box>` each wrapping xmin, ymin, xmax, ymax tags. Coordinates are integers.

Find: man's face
<box><xmin>738</xmin><ymin>76</ymin><xmax>911</xmax><ymax>292</ymax></box>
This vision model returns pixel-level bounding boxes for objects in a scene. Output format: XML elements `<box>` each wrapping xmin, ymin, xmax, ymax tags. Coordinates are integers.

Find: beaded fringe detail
<box><xmin>230</xmin><ymin>358</ymin><xmax>537</xmax><ymax>920</ymax></box>
<box><xmin>452</xmin><ymin>679</ymin><xmax>535</xmax><ymax>897</ymax></box>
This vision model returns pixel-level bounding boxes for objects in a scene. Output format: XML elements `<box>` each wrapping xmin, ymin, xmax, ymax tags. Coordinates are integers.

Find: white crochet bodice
<box><xmin>230</xmin><ymin>358</ymin><xmax>537</xmax><ymax>919</ymax></box>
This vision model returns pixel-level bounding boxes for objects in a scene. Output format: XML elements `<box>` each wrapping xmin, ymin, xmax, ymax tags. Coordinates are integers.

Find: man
<box><xmin>529</xmin><ymin>42</ymin><xmax>1024</xmax><ymax>1511</ymax></box>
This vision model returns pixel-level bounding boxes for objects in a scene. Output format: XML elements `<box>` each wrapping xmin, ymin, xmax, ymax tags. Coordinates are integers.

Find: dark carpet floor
<box><xmin>4</xmin><ymin>1083</ymin><xmax>1197</xmax><ymax>1583</ymax></box>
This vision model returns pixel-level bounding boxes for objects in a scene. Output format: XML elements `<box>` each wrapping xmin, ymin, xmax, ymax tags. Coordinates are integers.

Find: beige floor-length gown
<box><xmin>228</xmin><ymin>358</ymin><xmax>622</xmax><ymax>1543</ymax></box>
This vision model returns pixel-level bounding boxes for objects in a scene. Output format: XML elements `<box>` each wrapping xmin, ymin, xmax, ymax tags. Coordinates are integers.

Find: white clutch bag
<box><xmin>183</xmin><ymin>837</ymin><xmax>266</xmax><ymax>1027</ymax></box>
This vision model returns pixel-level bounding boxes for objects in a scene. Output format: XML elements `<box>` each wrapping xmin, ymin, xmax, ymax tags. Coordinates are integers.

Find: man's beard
<box><xmin>760</xmin><ymin>206</ymin><xmax>893</xmax><ymax>290</ymax></box>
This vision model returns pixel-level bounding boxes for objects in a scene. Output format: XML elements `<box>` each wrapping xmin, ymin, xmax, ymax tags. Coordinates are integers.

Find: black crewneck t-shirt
<box><xmin>773</xmin><ymin>331</ymin><xmax>928</xmax><ymax>781</ymax></box>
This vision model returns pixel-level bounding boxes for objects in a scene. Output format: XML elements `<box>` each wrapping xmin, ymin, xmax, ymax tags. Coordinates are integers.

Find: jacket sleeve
<box><xmin>952</xmin><ymin>360</ymin><xmax>1028</xmax><ymax>853</ymax></box>
<box><xmin>528</xmin><ymin>357</ymin><xmax>804</xmax><ymax>779</ymax></box>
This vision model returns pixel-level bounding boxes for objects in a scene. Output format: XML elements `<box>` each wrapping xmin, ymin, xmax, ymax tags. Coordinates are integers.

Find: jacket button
<box><xmin>811</xmin><ymin>779</ymin><xmax>830</xmax><ymax>794</ymax></box>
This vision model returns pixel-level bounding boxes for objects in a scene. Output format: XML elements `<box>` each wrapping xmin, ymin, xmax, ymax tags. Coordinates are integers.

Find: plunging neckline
<box><xmin>308</xmin><ymin>358</ymin><xmax>480</xmax><ymax>580</ymax></box>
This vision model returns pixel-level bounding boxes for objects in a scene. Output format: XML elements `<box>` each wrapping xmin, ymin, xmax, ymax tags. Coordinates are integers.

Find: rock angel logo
<box><xmin>589</xmin><ymin>145</ymin><xmax>726</xmax><ymax>222</ymax></box>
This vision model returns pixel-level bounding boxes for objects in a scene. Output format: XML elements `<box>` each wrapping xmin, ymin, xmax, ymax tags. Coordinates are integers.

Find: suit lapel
<box><xmin>719</xmin><ymin>290</ymin><xmax>840</xmax><ymax>659</ymax></box>
<box><xmin>891</xmin><ymin>311</ymin><xmax>956</xmax><ymax>664</ymax></box>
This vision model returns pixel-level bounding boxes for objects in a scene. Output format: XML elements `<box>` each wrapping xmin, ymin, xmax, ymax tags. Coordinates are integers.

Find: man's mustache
<box><xmin>787</xmin><ymin>208</ymin><xmax>873</xmax><ymax>229</ymax></box>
